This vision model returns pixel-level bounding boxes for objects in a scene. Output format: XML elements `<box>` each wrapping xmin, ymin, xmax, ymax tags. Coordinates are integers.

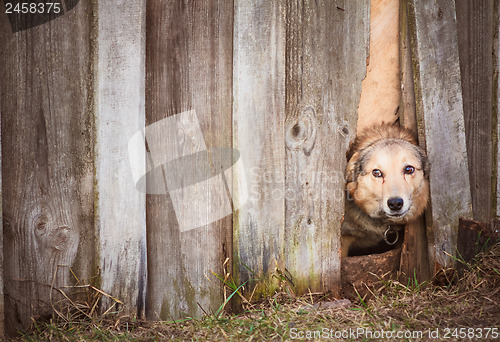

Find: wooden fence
<box><xmin>0</xmin><ymin>0</ymin><xmax>498</xmax><ymax>336</ymax></box>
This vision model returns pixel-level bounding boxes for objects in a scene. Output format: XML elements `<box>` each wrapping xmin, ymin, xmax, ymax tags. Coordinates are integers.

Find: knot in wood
<box><xmin>50</xmin><ymin>225</ymin><xmax>72</xmax><ymax>251</ymax></box>
<box><xmin>286</xmin><ymin>107</ymin><xmax>317</xmax><ymax>156</ymax></box>
<box><xmin>437</xmin><ymin>7</ymin><xmax>443</xmax><ymax>20</ymax></box>
<box><xmin>33</xmin><ymin>214</ymin><xmax>49</xmax><ymax>237</ymax></box>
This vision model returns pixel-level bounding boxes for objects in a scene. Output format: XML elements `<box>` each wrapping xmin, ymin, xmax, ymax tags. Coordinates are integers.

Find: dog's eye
<box><xmin>372</xmin><ymin>169</ymin><xmax>383</xmax><ymax>178</ymax></box>
<box><xmin>404</xmin><ymin>165</ymin><xmax>415</xmax><ymax>174</ymax></box>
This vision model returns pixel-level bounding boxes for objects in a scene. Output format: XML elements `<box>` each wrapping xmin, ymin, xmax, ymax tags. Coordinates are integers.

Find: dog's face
<box><xmin>346</xmin><ymin>138</ymin><xmax>429</xmax><ymax>223</ymax></box>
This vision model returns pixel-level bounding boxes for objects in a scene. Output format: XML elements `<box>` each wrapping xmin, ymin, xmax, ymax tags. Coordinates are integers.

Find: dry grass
<box><xmin>10</xmin><ymin>242</ymin><xmax>500</xmax><ymax>341</ymax></box>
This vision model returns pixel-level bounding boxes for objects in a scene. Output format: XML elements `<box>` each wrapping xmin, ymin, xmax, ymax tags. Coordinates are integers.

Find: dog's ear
<box><xmin>345</xmin><ymin>136</ymin><xmax>359</xmax><ymax>184</ymax></box>
<box><xmin>345</xmin><ymin>149</ymin><xmax>360</xmax><ymax>200</ymax></box>
<box><xmin>345</xmin><ymin>151</ymin><xmax>360</xmax><ymax>183</ymax></box>
<box><xmin>346</xmin><ymin>133</ymin><xmax>361</xmax><ymax>162</ymax></box>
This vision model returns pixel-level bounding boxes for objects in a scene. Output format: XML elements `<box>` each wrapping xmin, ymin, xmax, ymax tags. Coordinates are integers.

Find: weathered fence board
<box><xmin>399</xmin><ymin>0</ymin><xmax>430</xmax><ymax>282</ymax></box>
<box><xmin>1</xmin><ymin>0</ymin><xmax>498</xmax><ymax>334</ymax></box>
<box><xmin>285</xmin><ymin>0</ymin><xmax>369</xmax><ymax>295</ymax></box>
<box><xmin>232</xmin><ymin>0</ymin><xmax>286</xmax><ymax>298</ymax></box>
<box><xmin>408</xmin><ymin>0</ymin><xmax>473</xmax><ymax>269</ymax></box>
<box><xmin>399</xmin><ymin>0</ymin><xmax>417</xmax><ymax>137</ymax></box>
<box><xmin>145</xmin><ymin>1</ymin><xmax>233</xmax><ymax>320</ymax></box>
<box><xmin>0</xmin><ymin>78</ymin><xmax>4</xmax><ymax>336</ymax></box>
<box><xmin>456</xmin><ymin>0</ymin><xmax>494</xmax><ymax>222</ymax></box>
<box><xmin>357</xmin><ymin>0</ymin><xmax>399</xmax><ymax>132</ymax></box>
<box><xmin>496</xmin><ymin>0</ymin><xmax>500</xmax><ymax>221</ymax></box>
<box><xmin>96</xmin><ymin>1</ymin><xmax>147</xmax><ymax>316</ymax></box>
<box><xmin>0</xmin><ymin>3</ymin><xmax>95</xmax><ymax>334</ymax></box>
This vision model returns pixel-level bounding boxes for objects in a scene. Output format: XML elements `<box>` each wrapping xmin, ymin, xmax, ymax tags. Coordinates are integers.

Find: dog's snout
<box><xmin>387</xmin><ymin>197</ymin><xmax>404</xmax><ymax>211</ymax></box>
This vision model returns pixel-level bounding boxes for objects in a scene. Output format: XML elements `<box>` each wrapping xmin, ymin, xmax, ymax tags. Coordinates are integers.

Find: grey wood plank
<box><xmin>285</xmin><ymin>0</ymin><xmax>369</xmax><ymax>295</ymax></box>
<box><xmin>0</xmin><ymin>3</ymin><xmax>95</xmax><ymax>334</ymax></box>
<box><xmin>96</xmin><ymin>0</ymin><xmax>147</xmax><ymax>317</ymax></box>
<box><xmin>399</xmin><ymin>0</ymin><xmax>430</xmax><ymax>283</ymax></box>
<box><xmin>408</xmin><ymin>0</ymin><xmax>473</xmax><ymax>269</ymax></box>
<box><xmin>456</xmin><ymin>0</ymin><xmax>494</xmax><ymax>222</ymax></box>
<box><xmin>232</xmin><ymin>0</ymin><xmax>287</xmax><ymax>298</ymax></box>
<box><xmin>145</xmin><ymin>0</ymin><xmax>233</xmax><ymax>319</ymax></box>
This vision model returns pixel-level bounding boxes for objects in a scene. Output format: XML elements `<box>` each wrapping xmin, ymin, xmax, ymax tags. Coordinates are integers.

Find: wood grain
<box><xmin>232</xmin><ymin>0</ymin><xmax>286</xmax><ymax>298</ymax></box>
<box><xmin>398</xmin><ymin>0</ymin><xmax>430</xmax><ymax>283</ymax></box>
<box><xmin>407</xmin><ymin>0</ymin><xmax>473</xmax><ymax>269</ymax></box>
<box><xmin>145</xmin><ymin>0</ymin><xmax>233</xmax><ymax>320</ymax></box>
<box><xmin>95</xmin><ymin>0</ymin><xmax>147</xmax><ymax>317</ymax></box>
<box><xmin>357</xmin><ymin>0</ymin><xmax>400</xmax><ymax>132</ymax></box>
<box><xmin>341</xmin><ymin>249</ymin><xmax>401</xmax><ymax>299</ymax></box>
<box><xmin>496</xmin><ymin>0</ymin><xmax>500</xmax><ymax>221</ymax></box>
<box><xmin>456</xmin><ymin>0</ymin><xmax>494</xmax><ymax>222</ymax></box>
<box><xmin>0</xmin><ymin>2</ymin><xmax>95</xmax><ymax>334</ymax></box>
<box><xmin>285</xmin><ymin>0</ymin><xmax>369</xmax><ymax>295</ymax></box>
<box><xmin>0</xmin><ymin>73</ymin><xmax>4</xmax><ymax>336</ymax></box>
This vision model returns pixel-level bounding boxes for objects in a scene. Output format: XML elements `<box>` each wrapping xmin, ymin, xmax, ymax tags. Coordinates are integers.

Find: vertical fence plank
<box><xmin>408</xmin><ymin>0</ymin><xmax>473</xmax><ymax>270</ymax></box>
<box><xmin>145</xmin><ymin>1</ymin><xmax>233</xmax><ymax>319</ymax></box>
<box><xmin>0</xmin><ymin>78</ymin><xmax>4</xmax><ymax>336</ymax></box>
<box><xmin>399</xmin><ymin>0</ymin><xmax>430</xmax><ymax>282</ymax></box>
<box><xmin>399</xmin><ymin>0</ymin><xmax>417</xmax><ymax>134</ymax></box>
<box><xmin>496</xmin><ymin>0</ymin><xmax>500</xmax><ymax>221</ymax></box>
<box><xmin>456</xmin><ymin>0</ymin><xmax>494</xmax><ymax>222</ymax></box>
<box><xmin>0</xmin><ymin>2</ymin><xmax>95</xmax><ymax>334</ymax></box>
<box><xmin>285</xmin><ymin>0</ymin><xmax>370</xmax><ymax>295</ymax></box>
<box><xmin>232</xmin><ymin>0</ymin><xmax>286</xmax><ymax>298</ymax></box>
<box><xmin>357</xmin><ymin>0</ymin><xmax>400</xmax><ymax>132</ymax></box>
<box><xmin>96</xmin><ymin>1</ymin><xmax>147</xmax><ymax>316</ymax></box>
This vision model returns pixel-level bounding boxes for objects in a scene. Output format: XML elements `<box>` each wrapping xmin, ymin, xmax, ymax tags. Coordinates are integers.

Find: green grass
<box><xmin>10</xmin><ymin>243</ymin><xmax>500</xmax><ymax>341</ymax></box>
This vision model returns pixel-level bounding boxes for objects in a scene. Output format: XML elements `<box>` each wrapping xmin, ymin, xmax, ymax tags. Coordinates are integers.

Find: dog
<box><xmin>341</xmin><ymin>124</ymin><xmax>430</xmax><ymax>257</ymax></box>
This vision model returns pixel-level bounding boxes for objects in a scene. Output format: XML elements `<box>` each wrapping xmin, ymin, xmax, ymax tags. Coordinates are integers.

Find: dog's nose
<box><xmin>387</xmin><ymin>197</ymin><xmax>404</xmax><ymax>211</ymax></box>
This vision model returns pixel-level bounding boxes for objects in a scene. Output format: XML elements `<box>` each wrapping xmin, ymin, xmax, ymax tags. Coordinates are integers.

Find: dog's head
<box><xmin>345</xmin><ymin>124</ymin><xmax>430</xmax><ymax>223</ymax></box>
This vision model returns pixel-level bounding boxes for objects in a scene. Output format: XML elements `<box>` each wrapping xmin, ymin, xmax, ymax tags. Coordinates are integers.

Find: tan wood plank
<box><xmin>357</xmin><ymin>0</ymin><xmax>400</xmax><ymax>132</ymax></box>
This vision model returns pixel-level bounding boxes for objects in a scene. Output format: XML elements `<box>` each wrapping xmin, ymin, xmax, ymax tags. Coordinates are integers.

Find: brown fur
<box><xmin>341</xmin><ymin>124</ymin><xmax>430</xmax><ymax>257</ymax></box>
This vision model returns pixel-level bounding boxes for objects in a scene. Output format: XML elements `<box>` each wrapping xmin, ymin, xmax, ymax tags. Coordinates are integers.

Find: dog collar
<box><xmin>384</xmin><ymin>226</ymin><xmax>399</xmax><ymax>245</ymax></box>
